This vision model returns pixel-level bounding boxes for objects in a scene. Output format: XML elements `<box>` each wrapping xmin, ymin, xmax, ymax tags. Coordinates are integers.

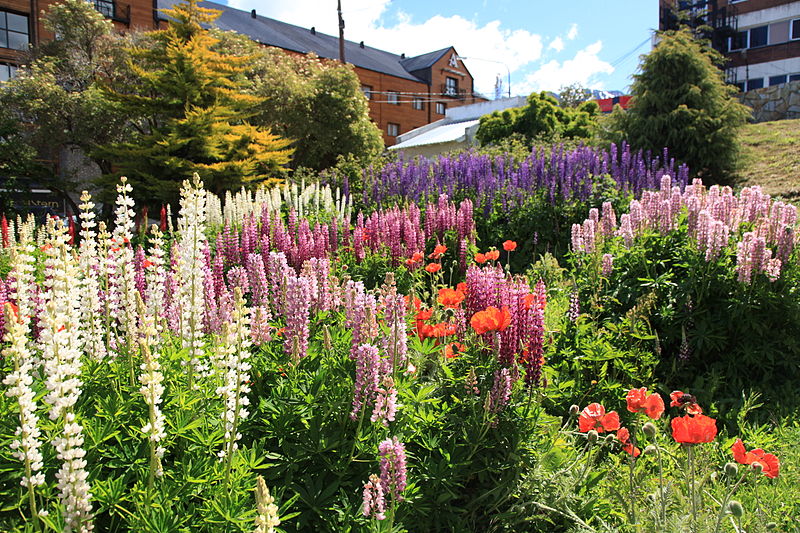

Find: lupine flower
<box><xmin>284</xmin><ymin>275</ymin><xmax>313</xmax><ymax>360</ymax></box>
<box><xmin>601</xmin><ymin>253</ymin><xmax>614</xmax><ymax>277</ymax></box>
<box><xmin>487</xmin><ymin>367</ymin><xmax>513</xmax><ymax>415</ymax></box>
<box><xmin>578</xmin><ymin>403</ymin><xmax>621</xmax><ymax>433</ymax></box>
<box><xmin>371</xmin><ymin>376</ymin><xmax>398</xmax><ymax>427</ymax></box>
<box><xmin>254</xmin><ymin>476</ymin><xmax>281</xmax><ymax>533</ymax></box>
<box><xmin>568</xmin><ymin>289</ymin><xmax>580</xmax><ymax>322</ymax></box>
<box><xmin>626</xmin><ymin>388</ymin><xmax>665</xmax><ymax>419</ymax></box>
<box><xmin>671</xmin><ymin>414</ymin><xmax>717</xmax><ymax>444</ymax></box>
<box><xmin>731</xmin><ymin>439</ymin><xmax>780</xmax><ymax>478</ymax></box>
<box><xmin>378</xmin><ymin>437</ymin><xmax>408</xmax><ymax>501</ymax></box>
<box><xmin>617</xmin><ymin>427</ymin><xmax>641</xmax><ymax>457</ymax></box>
<box><xmin>362</xmin><ymin>474</ymin><xmax>386</xmax><ymax>520</ymax></box>
<box><xmin>470</xmin><ymin>306</ymin><xmax>511</xmax><ymax>335</ymax></box>
<box><xmin>351</xmin><ymin>344</ymin><xmax>381</xmax><ymax>418</ymax></box>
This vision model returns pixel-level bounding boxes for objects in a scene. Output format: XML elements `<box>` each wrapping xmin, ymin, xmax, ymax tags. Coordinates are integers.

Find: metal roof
<box><xmin>156</xmin><ymin>0</ymin><xmax>445</xmax><ymax>83</ymax></box>
<box><xmin>389</xmin><ymin>119</ymin><xmax>480</xmax><ymax>150</ymax></box>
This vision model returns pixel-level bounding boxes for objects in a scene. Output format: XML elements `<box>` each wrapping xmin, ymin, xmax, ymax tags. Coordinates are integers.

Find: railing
<box><xmin>440</xmin><ymin>84</ymin><xmax>468</xmax><ymax>100</ymax></box>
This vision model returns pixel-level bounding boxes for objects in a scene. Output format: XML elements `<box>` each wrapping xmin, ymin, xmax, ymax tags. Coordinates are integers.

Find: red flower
<box><xmin>143</xmin><ymin>259</ymin><xmax>154</xmax><ymax>269</ymax></box>
<box><xmin>6</xmin><ymin>302</ymin><xmax>19</xmax><ymax>322</ymax></box>
<box><xmin>438</xmin><ymin>288</ymin><xmax>465</xmax><ymax>308</ymax></box>
<box><xmin>578</xmin><ymin>403</ymin><xmax>621</xmax><ymax>433</ymax></box>
<box><xmin>419</xmin><ymin>322</ymin><xmax>457</xmax><ymax>340</ymax></box>
<box><xmin>671</xmin><ymin>414</ymin><xmax>718</xmax><ymax>444</ymax></box>
<box><xmin>456</xmin><ymin>282</ymin><xmax>467</xmax><ymax>294</ymax></box>
<box><xmin>626</xmin><ymin>388</ymin><xmax>665</xmax><ymax>420</ymax></box>
<box><xmin>485</xmin><ymin>249</ymin><xmax>500</xmax><ymax>261</ymax></box>
<box><xmin>425</xmin><ymin>263</ymin><xmax>442</xmax><ymax>273</ymax></box>
<box><xmin>429</xmin><ymin>244</ymin><xmax>447</xmax><ymax>259</ymax></box>
<box><xmin>444</xmin><ymin>342</ymin><xmax>467</xmax><ymax>359</ymax></box>
<box><xmin>470</xmin><ymin>306</ymin><xmax>511</xmax><ymax>335</ymax></box>
<box><xmin>405</xmin><ymin>251</ymin><xmax>424</xmax><ymax>267</ymax></box>
<box><xmin>670</xmin><ymin>390</ymin><xmax>703</xmax><ymax>415</ymax></box>
<box><xmin>474</xmin><ymin>253</ymin><xmax>487</xmax><ymax>264</ymax></box>
<box><xmin>416</xmin><ymin>309</ymin><xmax>433</xmax><ymax>322</ymax></box>
<box><xmin>503</xmin><ymin>240</ymin><xmax>517</xmax><ymax>251</ymax></box>
<box><xmin>617</xmin><ymin>427</ymin><xmax>641</xmax><ymax>457</ymax></box>
<box><xmin>731</xmin><ymin>439</ymin><xmax>780</xmax><ymax>478</ymax></box>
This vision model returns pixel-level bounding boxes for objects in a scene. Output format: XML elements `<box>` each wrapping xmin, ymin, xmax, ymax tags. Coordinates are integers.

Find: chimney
<box><xmin>359</xmin><ymin>41</ymin><xmax>364</xmax><ymax>48</ymax></box>
<box><xmin>311</xmin><ymin>26</ymin><xmax>316</xmax><ymax>35</ymax></box>
<box><xmin>250</xmin><ymin>9</ymin><xmax>256</xmax><ymax>18</ymax></box>
<box><xmin>400</xmin><ymin>53</ymin><xmax>405</xmax><ymax>59</ymax></box>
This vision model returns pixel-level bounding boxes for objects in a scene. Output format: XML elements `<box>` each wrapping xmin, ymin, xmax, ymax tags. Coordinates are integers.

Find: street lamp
<box><xmin>456</xmin><ymin>56</ymin><xmax>511</xmax><ymax>98</ymax></box>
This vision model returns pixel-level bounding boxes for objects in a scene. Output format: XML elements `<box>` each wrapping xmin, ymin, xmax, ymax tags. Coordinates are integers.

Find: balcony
<box><xmin>440</xmin><ymin>84</ymin><xmax>468</xmax><ymax>100</ymax></box>
<box><xmin>93</xmin><ymin>0</ymin><xmax>131</xmax><ymax>25</ymax></box>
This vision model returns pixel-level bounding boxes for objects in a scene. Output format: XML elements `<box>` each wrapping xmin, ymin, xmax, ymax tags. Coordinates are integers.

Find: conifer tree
<box><xmin>96</xmin><ymin>0</ymin><xmax>292</xmax><ymax>206</ymax></box>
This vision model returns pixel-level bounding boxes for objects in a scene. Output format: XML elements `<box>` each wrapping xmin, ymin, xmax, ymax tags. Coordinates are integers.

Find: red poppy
<box><xmin>731</xmin><ymin>439</ymin><xmax>780</xmax><ymax>478</ymax></box>
<box><xmin>41</xmin><ymin>243</ymin><xmax>53</xmax><ymax>252</ymax></box>
<box><xmin>470</xmin><ymin>306</ymin><xmax>511</xmax><ymax>335</ymax></box>
<box><xmin>444</xmin><ymin>342</ymin><xmax>467</xmax><ymax>359</ymax></box>
<box><xmin>456</xmin><ymin>282</ymin><xmax>468</xmax><ymax>294</ymax></box>
<box><xmin>416</xmin><ymin>309</ymin><xmax>433</xmax><ymax>322</ymax></box>
<box><xmin>419</xmin><ymin>322</ymin><xmax>457</xmax><ymax>339</ymax></box>
<box><xmin>578</xmin><ymin>403</ymin><xmax>621</xmax><ymax>433</ymax></box>
<box><xmin>425</xmin><ymin>263</ymin><xmax>442</xmax><ymax>273</ymax></box>
<box><xmin>406</xmin><ymin>251</ymin><xmax>424</xmax><ymax>266</ymax></box>
<box><xmin>626</xmin><ymin>388</ymin><xmax>665</xmax><ymax>420</ymax></box>
<box><xmin>474</xmin><ymin>253</ymin><xmax>487</xmax><ymax>264</ymax></box>
<box><xmin>429</xmin><ymin>244</ymin><xmax>447</xmax><ymax>259</ymax></box>
<box><xmin>671</xmin><ymin>414</ymin><xmax>717</xmax><ymax>444</ymax></box>
<box><xmin>438</xmin><ymin>288</ymin><xmax>465</xmax><ymax>308</ymax></box>
<box><xmin>143</xmin><ymin>259</ymin><xmax>154</xmax><ymax>269</ymax></box>
<box><xmin>6</xmin><ymin>302</ymin><xmax>19</xmax><ymax>321</ymax></box>
<box><xmin>486</xmin><ymin>250</ymin><xmax>500</xmax><ymax>261</ymax></box>
<box><xmin>503</xmin><ymin>240</ymin><xmax>517</xmax><ymax>252</ymax></box>
<box><xmin>617</xmin><ymin>427</ymin><xmax>641</xmax><ymax>457</ymax></box>
<box><xmin>670</xmin><ymin>390</ymin><xmax>703</xmax><ymax>415</ymax></box>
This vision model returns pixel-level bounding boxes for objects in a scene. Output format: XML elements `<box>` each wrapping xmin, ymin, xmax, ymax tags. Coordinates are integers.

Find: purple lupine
<box><xmin>133</xmin><ymin>245</ymin><xmax>147</xmax><ymax>297</ymax></box>
<box><xmin>378</xmin><ymin>437</ymin><xmax>407</xmax><ymax>502</ymax></box>
<box><xmin>246</xmin><ymin>254</ymin><xmax>270</xmax><ymax>307</ymax></box>
<box><xmin>520</xmin><ymin>279</ymin><xmax>546</xmax><ymax>387</ymax></box>
<box><xmin>601</xmin><ymin>254</ymin><xmax>614</xmax><ymax>277</ymax></box>
<box><xmin>487</xmin><ymin>367</ymin><xmax>513</xmax><ymax>416</ymax></box>
<box><xmin>284</xmin><ymin>274</ymin><xmax>313</xmax><ymax>360</ymax></box>
<box><xmin>226</xmin><ymin>266</ymin><xmax>250</xmax><ymax>296</ymax></box>
<box><xmin>362</xmin><ymin>474</ymin><xmax>386</xmax><ymax>520</ymax></box>
<box><xmin>381</xmin><ymin>292</ymin><xmax>407</xmax><ymax>371</ymax></box>
<box><xmin>351</xmin><ymin>343</ymin><xmax>381</xmax><ymax>418</ymax></box>
<box><xmin>370</xmin><ymin>376</ymin><xmax>398</xmax><ymax>427</ymax></box>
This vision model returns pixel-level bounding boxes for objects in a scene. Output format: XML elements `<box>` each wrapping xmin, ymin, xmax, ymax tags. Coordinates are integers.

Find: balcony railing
<box><xmin>440</xmin><ymin>84</ymin><xmax>468</xmax><ymax>100</ymax></box>
<box><xmin>93</xmin><ymin>0</ymin><xmax>131</xmax><ymax>25</ymax></box>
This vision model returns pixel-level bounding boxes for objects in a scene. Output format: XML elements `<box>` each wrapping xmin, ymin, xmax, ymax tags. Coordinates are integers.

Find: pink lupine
<box><xmin>351</xmin><ymin>343</ymin><xmax>381</xmax><ymax>418</ymax></box>
<box><xmin>362</xmin><ymin>474</ymin><xmax>386</xmax><ymax>520</ymax></box>
<box><xmin>601</xmin><ymin>254</ymin><xmax>613</xmax><ymax>277</ymax></box>
<box><xmin>487</xmin><ymin>367</ymin><xmax>513</xmax><ymax>415</ymax></box>
<box><xmin>370</xmin><ymin>376</ymin><xmax>398</xmax><ymax>427</ymax></box>
<box><xmin>246</xmin><ymin>254</ymin><xmax>270</xmax><ymax>308</ymax></box>
<box><xmin>284</xmin><ymin>275</ymin><xmax>313</xmax><ymax>360</ymax></box>
<box><xmin>250</xmin><ymin>306</ymin><xmax>272</xmax><ymax>345</ymax></box>
<box><xmin>600</xmin><ymin>202</ymin><xmax>617</xmax><ymax>237</ymax></box>
<box><xmin>571</xmin><ymin>223</ymin><xmax>584</xmax><ymax>253</ymax></box>
<box><xmin>378</xmin><ymin>437</ymin><xmax>407</xmax><ymax>501</ymax></box>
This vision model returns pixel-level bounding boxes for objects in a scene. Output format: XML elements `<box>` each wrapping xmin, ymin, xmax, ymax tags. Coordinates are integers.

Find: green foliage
<box><xmin>476</xmin><ymin>92</ymin><xmax>599</xmax><ymax>147</ymax></box>
<box><xmin>558</xmin><ymin>83</ymin><xmax>593</xmax><ymax>109</ymax></box>
<box><xmin>95</xmin><ymin>0</ymin><xmax>293</xmax><ymax>207</ymax></box>
<box><xmin>602</xmin><ymin>29</ymin><xmax>750</xmax><ymax>182</ymax></box>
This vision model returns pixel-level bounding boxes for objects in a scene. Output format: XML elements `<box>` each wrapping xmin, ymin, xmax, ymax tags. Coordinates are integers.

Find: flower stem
<box><xmin>688</xmin><ymin>445</ymin><xmax>697</xmax><ymax>533</ymax></box>
<box><xmin>713</xmin><ymin>471</ymin><xmax>747</xmax><ymax>533</ymax></box>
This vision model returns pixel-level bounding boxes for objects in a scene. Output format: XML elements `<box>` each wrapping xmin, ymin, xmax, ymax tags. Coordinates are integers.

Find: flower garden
<box><xmin>0</xmin><ymin>143</ymin><xmax>798</xmax><ymax>532</ymax></box>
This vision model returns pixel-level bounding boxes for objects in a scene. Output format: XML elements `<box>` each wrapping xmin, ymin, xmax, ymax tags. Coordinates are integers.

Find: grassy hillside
<box><xmin>734</xmin><ymin>118</ymin><xmax>800</xmax><ymax>199</ymax></box>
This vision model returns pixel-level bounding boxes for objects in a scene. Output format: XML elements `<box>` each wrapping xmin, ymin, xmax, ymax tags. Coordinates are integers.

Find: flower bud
<box><xmin>643</xmin><ymin>445</ymin><xmax>658</xmax><ymax>456</ymax></box>
<box><xmin>569</xmin><ymin>404</ymin><xmax>580</xmax><ymax>416</ymax></box>
<box><xmin>605</xmin><ymin>434</ymin><xmax>616</xmax><ymax>445</ymax></box>
<box><xmin>724</xmin><ymin>462</ymin><xmax>739</xmax><ymax>477</ymax></box>
<box><xmin>766</xmin><ymin>523</ymin><xmax>777</xmax><ymax>530</ymax></box>
<box><xmin>751</xmin><ymin>462</ymin><xmax>764</xmax><ymax>474</ymax></box>
<box><xmin>642</xmin><ymin>422</ymin><xmax>657</xmax><ymax>438</ymax></box>
<box><xmin>728</xmin><ymin>500</ymin><xmax>744</xmax><ymax>518</ymax></box>
<box><xmin>587</xmin><ymin>430</ymin><xmax>598</xmax><ymax>444</ymax></box>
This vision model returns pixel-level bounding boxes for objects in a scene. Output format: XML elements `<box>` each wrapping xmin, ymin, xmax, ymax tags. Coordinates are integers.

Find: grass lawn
<box><xmin>734</xmin><ymin>118</ymin><xmax>800</xmax><ymax>199</ymax></box>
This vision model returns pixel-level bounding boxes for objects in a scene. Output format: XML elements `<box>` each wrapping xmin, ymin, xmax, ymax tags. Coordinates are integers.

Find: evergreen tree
<box><xmin>96</xmin><ymin>0</ymin><xmax>292</xmax><ymax>206</ymax></box>
<box><xmin>603</xmin><ymin>29</ymin><xmax>750</xmax><ymax>181</ymax></box>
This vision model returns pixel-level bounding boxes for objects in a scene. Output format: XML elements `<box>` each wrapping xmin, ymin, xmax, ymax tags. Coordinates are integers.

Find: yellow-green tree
<box><xmin>96</xmin><ymin>0</ymin><xmax>292</xmax><ymax>206</ymax></box>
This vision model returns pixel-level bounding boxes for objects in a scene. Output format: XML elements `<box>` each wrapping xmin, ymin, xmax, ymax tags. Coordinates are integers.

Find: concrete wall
<box><xmin>740</xmin><ymin>79</ymin><xmax>800</xmax><ymax>121</ymax></box>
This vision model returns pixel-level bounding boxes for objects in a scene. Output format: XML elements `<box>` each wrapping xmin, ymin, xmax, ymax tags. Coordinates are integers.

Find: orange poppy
<box><xmin>470</xmin><ymin>306</ymin><xmax>511</xmax><ymax>335</ymax></box>
<box><xmin>671</xmin><ymin>414</ymin><xmax>717</xmax><ymax>444</ymax></box>
<box><xmin>425</xmin><ymin>263</ymin><xmax>442</xmax><ymax>273</ymax></box>
<box><xmin>626</xmin><ymin>388</ymin><xmax>665</xmax><ymax>420</ymax></box>
<box><xmin>503</xmin><ymin>240</ymin><xmax>517</xmax><ymax>251</ymax></box>
<box><xmin>420</xmin><ymin>322</ymin><xmax>457</xmax><ymax>339</ymax></box>
<box><xmin>444</xmin><ymin>342</ymin><xmax>467</xmax><ymax>359</ymax></box>
<box><xmin>474</xmin><ymin>253</ymin><xmax>487</xmax><ymax>264</ymax></box>
<box><xmin>617</xmin><ymin>427</ymin><xmax>641</xmax><ymax>457</ymax></box>
<box><xmin>456</xmin><ymin>282</ymin><xmax>468</xmax><ymax>294</ymax></box>
<box><xmin>485</xmin><ymin>250</ymin><xmax>500</xmax><ymax>261</ymax></box>
<box><xmin>143</xmin><ymin>259</ymin><xmax>154</xmax><ymax>269</ymax></box>
<box><xmin>438</xmin><ymin>288</ymin><xmax>465</xmax><ymax>308</ymax></box>
<box><xmin>578</xmin><ymin>403</ymin><xmax>621</xmax><ymax>433</ymax></box>
<box><xmin>670</xmin><ymin>390</ymin><xmax>703</xmax><ymax>415</ymax></box>
<box><xmin>732</xmin><ymin>439</ymin><xmax>780</xmax><ymax>478</ymax></box>
<box><xmin>429</xmin><ymin>244</ymin><xmax>447</xmax><ymax>259</ymax></box>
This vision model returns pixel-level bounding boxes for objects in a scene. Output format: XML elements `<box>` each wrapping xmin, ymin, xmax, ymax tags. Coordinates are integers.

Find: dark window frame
<box><xmin>436</xmin><ymin>102</ymin><xmax>446</xmax><ymax>115</ymax></box>
<box><xmin>387</xmin><ymin>122</ymin><xmax>400</xmax><ymax>137</ymax></box>
<box><xmin>791</xmin><ymin>19</ymin><xmax>800</xmax><ymax>40</ymax></box>
<box><xmin>749</xmin><ymin>25</ymin><xmax>768</xmax><ymax>48</ymax></box>
<box><xmin>0</xmin><ymin>9</ymin><xmax>30</xmax><ymax>52</ymax></box>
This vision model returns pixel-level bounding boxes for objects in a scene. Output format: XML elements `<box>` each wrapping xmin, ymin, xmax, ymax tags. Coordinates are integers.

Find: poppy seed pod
<box><xmin>642</xmin><ymin>422</ymin><xmax>657</xmax><ymax>438</ymax></box>
<box><xmin>604</xmin><ymin>434</ymin><xmax>616</xmax><ymax>445</ymax></box>
<box><xmin>724</xmin><ymin>462</ymin><xmax>739</xmax><ymax>477</ymax></box>
<box><xmin>569</xmin><ymin>405</ymin><xmax>580</xmax><ymax>416</ymax></box>
<box><xmin>728</xmin><ymin>500</ymin><xmax>744</xmax><ymax>518</ymax></box>
<box><xmin>751</xmin><ymin>462</ymin><xmax>764</xmax><ymax>474</ymax></box>
<box><xmin>587</xmin><ymin>430</ymin><xmax>598</xmax><ymax>444</ymax></box>
<box><xmin>643</xmin><ymin>445</ymin><xmax>658</xmax><ymax>456</ymax></box>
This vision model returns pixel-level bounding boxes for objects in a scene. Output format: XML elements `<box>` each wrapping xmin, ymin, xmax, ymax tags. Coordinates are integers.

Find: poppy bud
<box><xmin>724</xmin><ymin>462</ymin><xmax>739</xmax><ymax>477</ymax></box>
<box><xmin>766</xmin><ymin>522</ymin><xmax>777</xmax><ymax>530</ymax></box>
<box><xmin>728</xmin><ymin>500</ymin><xmax>744</xmax><ymax>518</ymax></box>
<box><xmin>604</xmin><ymin>434</ymin><xmax>616</xmax><ymax>445</ymax></box>
<box><xmin>643</xmin><ymin>445</ymin><xmax>658</xmax><ymax>456</ymax></box>
<box><xmin>751</xmin><ymin>462</ymin><xmax>764</xmax><ymax>474</ymax></box>
<box><xmin>569</xmin><ymin>404</ymin><xmax>580</xmax><ymax>416</ymax></box>
<box><xmin>642</xmin><ymin>422</ymin><xmax>657</xmax><ymax>438</ymax></box>
<box><xmin>587</xmin><ymin>430</ymin><xmax>598</xmax><ymax>444</ymax></box>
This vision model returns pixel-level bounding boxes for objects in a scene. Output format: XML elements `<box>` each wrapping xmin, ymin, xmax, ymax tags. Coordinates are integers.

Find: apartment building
<box><xmin>659</xmin><ymin>0</ymin><xmax>800</xmax><ymax>91</ymax></box>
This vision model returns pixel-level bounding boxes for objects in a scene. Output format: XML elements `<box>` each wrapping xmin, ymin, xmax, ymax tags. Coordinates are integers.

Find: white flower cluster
<box><xmin>78</xmin><ymin>191</ymin><xmax>106</xmax><ymax>361</ymax></box>
<box><xmin>109</xmin><ymin>177</ymin><xmax>138</xmax><ymax>350</ymax></box>
<box><xmin>177</xmin><ymin>175</ymin><xmax>208</xmax><ymax>383</ymax></box>
<box><xmin>144</xmin><ymin>225</ymin><xmax>168</xmax><ymax>339</ymax></box>
<box><xmin>253</xmin><ymin>476</ymin><xmax>280</xmax><ymax>533</ymax></box>
<box><xmin>52</xmin><ymin>413</ymin><xmax>93</xmax><ymax>533</ymax></box>
<box><xmin>216</xmin><ymin>289</ymin><xmax>251</xmax><ymax>460</ymax></box>
<box><xmin>138</xmin><ymin>306</ymin><xmax>166</xmax><ymax>479</ymax></box>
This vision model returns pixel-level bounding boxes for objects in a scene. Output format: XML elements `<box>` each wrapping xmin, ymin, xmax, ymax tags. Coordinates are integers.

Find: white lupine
<box><xmin>52</xmin><ymin>414</ymin><xmax>93</xmax><ymax>533</ymax></box>
<box><xmin>217</xmin><ymin>289</ymin><xmax>251</xmax><ymax>468</ymax></box>
<box><xmin>109</xmin><ymin>177</ymin><xmax>138</xmax><ymax>351</ymax></box>
<box><xmin>144</xmin><ymin>225</ymin><xmax>167</xmax><ymax>340</ymax></box>
<box><xmin>78</xmin><ymin>191</ymin><xmax>106</xmax><ymax>361</ymax></box>
<box><xmin>176</xmin><ymin>175</ymin><xmax>208</xmax><ymax>385</ymax></box>
<box><xmin>137</xmin><ymin>296</ymin><xmax>166</xmax><ymax>481</ymax></box>
<box><xmin>253</xmin><ymin>476</ymin><xmax>280</xmax><ymax>533</ymax></box>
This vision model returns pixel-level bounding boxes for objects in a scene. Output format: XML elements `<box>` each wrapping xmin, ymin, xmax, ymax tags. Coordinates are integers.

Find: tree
<box><xmin>476</xmin><ymin>91</ymin><xmax>599</xmax><ymax>146</ymax></box>
<box><xmin>558</xmin><ymin>83</ymin><xmax>592</xmax><ymax>108</ymax></box>
<box><xmin>602</xmin><ymin>29</ymin><xmax>750</xmax><ymax>181</ymax></box>
<box><xmin>96</xmin><ymin>0</ymin><xmax>292</xmax><ymax>207</ymax></box>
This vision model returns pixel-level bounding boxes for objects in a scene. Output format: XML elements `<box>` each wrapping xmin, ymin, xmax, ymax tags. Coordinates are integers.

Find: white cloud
<box><xmin>549</xmin><ymin>36</ymin><xmax>564</xmax><ymax>52</ymax></box>
<box><xmin>518</xmin><ymin>40</ymin><xmax>614</xmax><ymax>94</ymax></box>
<box><xmin>567</xmin><ymin>23</ymin><xmax>578</xmax><ymax>40</ymax></box>
<box><xmin>221</xmin><ymin>0</ymin><xmax>544</xmax><ymax>97</ymax></box>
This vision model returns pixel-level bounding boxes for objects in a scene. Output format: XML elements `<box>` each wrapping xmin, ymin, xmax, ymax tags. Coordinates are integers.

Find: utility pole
<box><xmin>338</xmin><ymin>0</ymin><xmax>346</xmax><ymax>64</ymax></box>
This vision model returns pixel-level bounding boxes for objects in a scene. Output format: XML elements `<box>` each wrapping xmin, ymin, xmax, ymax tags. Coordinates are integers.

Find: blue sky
<box><xmin>221</xmin><ymin>0</ymin><xmax>657</xmax><ymax>98</ymax></box>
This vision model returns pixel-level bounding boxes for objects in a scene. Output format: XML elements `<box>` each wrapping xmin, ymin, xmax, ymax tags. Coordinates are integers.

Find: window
<box><xmin>412</xmin><ymin>97</ymin><xmax>424</xmax><ymax>110</ymax></box>
<box><xmin>436</xmin><ymin>102</ymin><xmax>446</xmax><ymax>115</ymax></box>
<box><xmin>361</xmin><ymin>85</ymin><xmax>373</xmax><ymax>100</ymax></box>
<box><xmin>387</xmin><ymin>91</ymin><xmax>399</xmax><ymax>105</ymax></box>
<box><xmin>729</xmin><ymin>30</ymin><xmax>747</xmax><ymax>51</ymax></box>
<box><xmin>792</xmin><ymin>19</ymin><xmax>800</xmax><ymax>40</ymax></box>
<box><xmin>445</xmin><ymin>77</ymin><xmax>458</xmax><ymax>97</ymax></box>
<box><xmin>749</xmin><ymin>25</ymin><xmax>768</xmax><ymax>48</ymax></box>
<box><xmin>790</xmin><ymin>74</ymin><xmax>800</xmax><ymax>82</ymax></box>
<box><xmin>0</xmin><ymin>62</ymin><xmax>17</xmax><ymax>82</ymax></box>
<box><xmin>734</xmin><ymin>82</ymin><xmax>746</xmax><ymax>93</ymax></box>
<box><xmin>0</xmin><ymin>10</ymin><xmax>29</xmax><ymax>51</ymax></box>
<box><xmin>93</xmin><ymin>0</ymin><xmax>114</xmax><ymax>18</ymax></box>
<box><xmin>746</xmin><ymin>78</ymin><xmax>764</xmax><ymax>91</ymax></box>
<box><xmin>387</xmin><ymin>123</ymin><xmax>399</xmax><ymax>137</ymax></box>
<box><xmin>769</xmin><ymin>75</ymin><xmax>787</xmax><ymax>86</ymax></box>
